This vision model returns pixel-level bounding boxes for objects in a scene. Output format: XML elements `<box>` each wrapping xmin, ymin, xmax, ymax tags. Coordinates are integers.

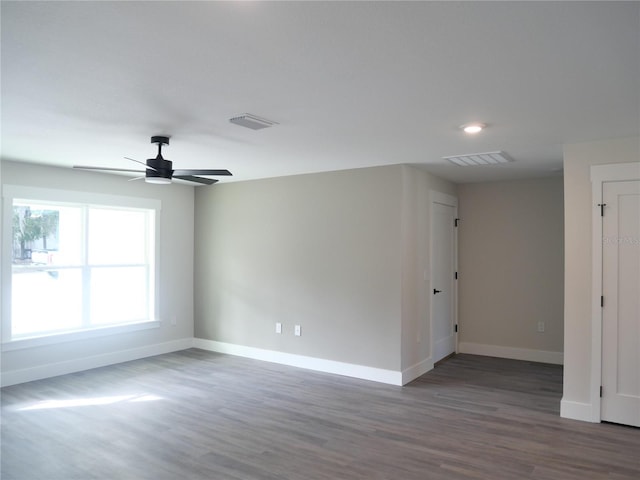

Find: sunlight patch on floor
<box><xmin>14</xmin><ymin>393</ymin><xmax>162</xmax><ymax>411</ymax></box>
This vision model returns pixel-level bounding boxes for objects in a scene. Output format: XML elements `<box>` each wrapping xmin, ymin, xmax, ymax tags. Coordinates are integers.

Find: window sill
<box><xmin>1</xmin><ymin>320</ymin><xmax>161</xmax><ymax>352</ymax></box>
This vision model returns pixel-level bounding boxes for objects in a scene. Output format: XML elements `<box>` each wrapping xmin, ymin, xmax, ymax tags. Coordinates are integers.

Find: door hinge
<box><xmin>597</xmin><ymin>203</ymin><xmax>607</xmax><ymax>217</ymax></box>
<box><xmin>601</xmin><ymin>295</ymin><xmax>604</xmax><ymax>307</ymax></box>
<box><xmin>600</xmin><ymin>386</ymin><xmax>603</xmax><ymax>398</ymax></box>
<box><xmin>455</xmin><ymin>271</ymin><xmax>458</xmax><ymax>280</ymax></box>
<box><xmin>454</xmin><ymin>218</ymin><xmax>460</xmax><ymax>227</ymax></box>
<box><xmin>454</xmin><ymin>324</ymin><xmax>458</xmax><ymax>333</ymax></box>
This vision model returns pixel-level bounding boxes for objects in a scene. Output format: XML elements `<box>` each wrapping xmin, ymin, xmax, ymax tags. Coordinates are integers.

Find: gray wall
<box><xmin>562</xmin><ymin>136</ymin><xmax>639</xmax><ymax>410</ymax></box>
<box><xmin>194</xmin><ymin>164</ymin><xmax>456</xmax><ymax>372</ymax></box>
<box><xmin>457</xmin><ymin>177</ymin><xmax>564</xmax><ymax>356</ymax></box>
<box><xmin>1</xmin><ymin>161</ymin><xmax>194</xmax><ymax>379</ymax></box>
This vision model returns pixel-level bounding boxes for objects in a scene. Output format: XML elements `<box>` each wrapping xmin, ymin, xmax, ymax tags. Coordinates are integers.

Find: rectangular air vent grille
<box><xmin>443</xmin><ymin>151</ymin><xmax>513</xmax><ymax>166</ymax></box>
<box><xmin>229</xmin><ymin>113</ymin><xmax>278</xmax><ymax>130</ymax></box>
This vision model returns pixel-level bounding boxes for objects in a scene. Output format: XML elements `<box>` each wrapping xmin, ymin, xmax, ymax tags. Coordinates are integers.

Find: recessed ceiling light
<box><xmin>461</xmin><ymin>123</ymin><xmax>486</xmax><ymax>134</ymax></box>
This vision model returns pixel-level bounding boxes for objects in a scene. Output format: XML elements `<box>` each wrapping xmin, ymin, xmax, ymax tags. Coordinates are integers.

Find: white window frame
<box><xmin>2</xmin><ymin>185</ymin><xmax>161</xmax><ymax>350</ymax></box>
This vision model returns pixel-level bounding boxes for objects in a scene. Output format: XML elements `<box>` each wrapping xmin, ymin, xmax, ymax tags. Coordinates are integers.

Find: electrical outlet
<box><xmin>537</xmin><ymin>321</ymin><xmax>545</xmax><ymax>333</ymax></box>
<box><xmin>276</xmin><ymin>322</ymin><xmax>282</xmax><ymax>334</ymax></box>
<box><xmin>294</xmin><ymin>325</ymin><xmax>301</xmax><ymax>337</ymax></box>
<box><xmin>170</xmin><ymin>315</ymin><xmax>177</xmax><ymax>326</ymax></box>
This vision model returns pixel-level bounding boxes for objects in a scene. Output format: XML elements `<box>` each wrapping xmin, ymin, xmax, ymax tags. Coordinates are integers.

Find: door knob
<box><xmin>433</xmin><ymin>289</ymin><xmax>442</xmax><ymax>294</ymax></box>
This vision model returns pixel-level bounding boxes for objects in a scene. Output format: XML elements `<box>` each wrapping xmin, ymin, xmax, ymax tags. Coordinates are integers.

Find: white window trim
<box><xmin>2</xmin><ymin>185</ymin><xmax>161</xmax><ymax>348</ymax></box>
<box><xmin>1</xmin><ymin>321</ymin><xmax>160</xmax><ymax>352</ymax></box>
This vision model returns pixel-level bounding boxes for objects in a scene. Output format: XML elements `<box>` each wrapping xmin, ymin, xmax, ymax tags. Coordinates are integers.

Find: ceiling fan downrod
<box><xmin>151</xmin><ymin>135</ymin><xmax>170</xmax><ymax>157</ymax></box>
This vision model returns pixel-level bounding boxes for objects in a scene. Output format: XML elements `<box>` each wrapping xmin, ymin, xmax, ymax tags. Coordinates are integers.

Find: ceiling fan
<box><xmin>74</xmin><ymin>136</ymin><xmax>232</xmax><ymax>185</ymax></box>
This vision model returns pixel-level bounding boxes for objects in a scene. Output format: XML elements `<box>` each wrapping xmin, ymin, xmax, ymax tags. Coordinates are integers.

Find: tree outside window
<box><xmin>12</xmin><ymin>207</ymin><xmax>59</xmax><ymax>263</ymax></box>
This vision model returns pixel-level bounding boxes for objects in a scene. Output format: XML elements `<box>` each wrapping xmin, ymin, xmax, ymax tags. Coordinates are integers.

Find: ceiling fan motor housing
<box><xmin>146</xmin><ymin>156</ymin><xmax>173</xmax><ymax>182</ymax></box>
<box><xmin>146</xmin><ymin>136</ymin><xmax>173</xmax><ymax>182</ymax></box>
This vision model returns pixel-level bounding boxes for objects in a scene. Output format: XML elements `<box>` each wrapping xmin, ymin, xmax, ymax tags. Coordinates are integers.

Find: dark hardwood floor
<box><xmin>1</xmin><ymin>350</ymin><xmax>638</xmax><ymax>479</ymax></box>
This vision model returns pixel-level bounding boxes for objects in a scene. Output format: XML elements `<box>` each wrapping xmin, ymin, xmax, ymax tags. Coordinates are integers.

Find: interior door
<box><xmin>601</xmin><ymin>179</ymin><xmax>640</xmax><ymax>427</ymax></box>
<box><xmin>432</xmin><ymin>201</ymin><xmax>457</xmax><ymax>363</ymax></box>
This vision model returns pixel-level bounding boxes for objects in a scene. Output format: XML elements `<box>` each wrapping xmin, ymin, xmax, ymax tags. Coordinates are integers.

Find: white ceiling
<box><xmin>2</xmin><ymin>1</ymin><xmax>639</xmax><ymax>184</ymax></box>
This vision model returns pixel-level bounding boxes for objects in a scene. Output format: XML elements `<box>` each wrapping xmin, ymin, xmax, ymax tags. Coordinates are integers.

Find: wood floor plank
<box><xmin>1</xmin><ymin>350</ymin><xmax>639</xmax><ymax>479</ymax></box>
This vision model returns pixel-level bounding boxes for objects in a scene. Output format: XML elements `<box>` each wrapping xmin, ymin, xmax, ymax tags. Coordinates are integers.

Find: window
<box><xmin>3</xmin><ymin>186</ymin><xmax>160</xmax><ymax>346</ymax></box>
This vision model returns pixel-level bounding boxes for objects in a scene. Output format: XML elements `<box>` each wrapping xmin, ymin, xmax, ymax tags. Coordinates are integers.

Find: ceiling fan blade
<box><xmin>173</xmin><ymin>169</ymin><xmax>232</xmax><ymax>176</ymax></box>
<box><xmin>74</xmin><ymin>166</ymin><xmax>145</xmax><ymax>173</ymax></box>
<box><xmin>125</xmin><ymin>157</ymin><xmax>157</xmax><ymax>171</ymax></box>
<box><xmin>173</xmin><ymin>175</ymin><xmax>219</xmax><ymax>185</ymax></box>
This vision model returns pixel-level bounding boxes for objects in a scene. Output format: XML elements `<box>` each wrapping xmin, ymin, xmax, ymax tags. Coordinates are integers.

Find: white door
<box><xmin>431</xmin><ymin>199</ymin><xmax>457</xmax><ymax>363</ymax></box>
<box><xmin>601</xmin><ymin>179</ymin><xmax>640</xmax><ymax>427</ymax></box>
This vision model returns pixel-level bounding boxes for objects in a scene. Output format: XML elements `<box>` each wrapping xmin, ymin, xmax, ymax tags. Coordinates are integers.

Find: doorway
<box><xmin>592</xmin><ymin>163</ymin><xmax>640</xmax><ymax>427</ymax></box>
<box><xmin>430</xmin><ymin>192</ymin><xmax>458</xmax><ymax>364</ymax></box>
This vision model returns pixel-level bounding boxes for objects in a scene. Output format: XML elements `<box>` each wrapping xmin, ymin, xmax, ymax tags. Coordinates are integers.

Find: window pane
<box><xmin>11</xmin><ymin>269</ymin><xmax>83</xmax><ymax>336</ymax></box>
<box><xmin>88</xmin><ymin>208</ymin><xmax>147</xmax><ymax>265</ymax></box>
<box><xmin>90</xmin><ymin>267</ymin><xmax>148</xmax><ymax>325</ymax></box>
<box><xmin>12</xmin><ymin>203</ymin><xmax>82</xmax><ymax>266</ymax></box>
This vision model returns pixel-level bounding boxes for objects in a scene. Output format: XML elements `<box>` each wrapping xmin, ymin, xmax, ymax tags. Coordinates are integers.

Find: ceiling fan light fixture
<box><xmin>145</xmin><ymin>176</ymin><xmax>171</xmax><ymax>185</ymax></box>
<box><xmin>461</xmin><ymin>123</ymin><xmax>486</xmax><ymax>134</ymax></box>
<box><xmin>229</xmin><ymin>113</ymin><xmax>278</xmax><ymax>130</ymax></box>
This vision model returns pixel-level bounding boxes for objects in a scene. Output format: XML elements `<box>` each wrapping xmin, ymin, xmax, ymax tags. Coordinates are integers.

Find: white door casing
<box><xmin>591</xmin><ymin>162</ymin><xmax>640</xmax><ymax>426</ymax></box>
<box><xmin>430</xmin><ymin>192</ymin><xmax>458</xmax><ymax>364</ymax></box>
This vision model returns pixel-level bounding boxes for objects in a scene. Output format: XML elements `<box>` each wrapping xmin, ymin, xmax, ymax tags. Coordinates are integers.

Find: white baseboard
<box><xmin>0</xmin><ymin>338</ymin><xmax>561</xmax><ymax>388</ymax></box>
<box><xmin>1</xmin><ymin>338</ymin><xmax>194</xmax><ymax>387</ymax></box>
<box><xmin>193</xmin><ymin>338</ymin><xmax>404</xmax><ymax>386</ymax></box>
<box><xmin>401</xmin><ymin>358</ymin><xmax>433</xmax><ymax>385</ymax></box>
<box><xmin>458</xmin><ymin>342</ymin><xmax>563</xmax><ymax>365</ymax></box>
<box><xmin>560</xmin><ymin>398</ymin><xmax>599</xmax><ymax>423</ymax></box>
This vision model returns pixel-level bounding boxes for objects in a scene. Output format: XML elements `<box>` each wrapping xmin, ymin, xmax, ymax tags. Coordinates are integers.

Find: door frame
<box><xmin>590</xmin><ymin>162</ymin><xmax>640</xmax><ymax>422</ymax></box>
<box><xmin>429</xmin><ymin>191</ymin><xmax>459</xmax><ymax>363</ymax></box>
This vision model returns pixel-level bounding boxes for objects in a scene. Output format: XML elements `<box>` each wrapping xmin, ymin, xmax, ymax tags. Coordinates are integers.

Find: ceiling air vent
<box><xmin>229</xmin><ymin>113</ymin><xmax>278</xmax><ymax>130</ymax></box>
<box><xmin>443</xmin><ymin>151</ymin><xmax>513</xmax><ymax>166</ymax></box>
